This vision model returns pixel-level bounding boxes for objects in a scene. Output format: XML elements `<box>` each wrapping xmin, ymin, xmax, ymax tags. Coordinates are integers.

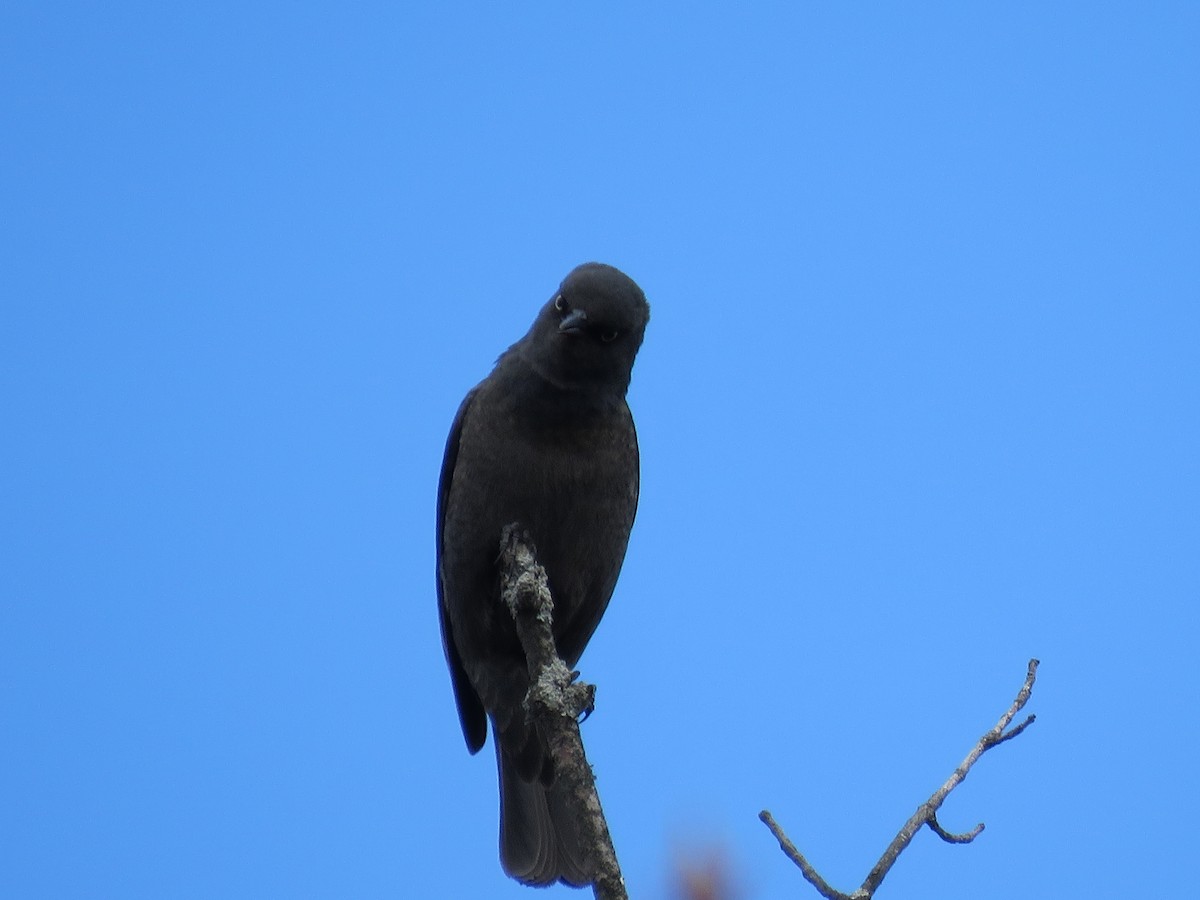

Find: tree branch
<box><xmin>499</xmin><ymin>525</ymin><xmax>627</xmax><ymax>900</ymax></box>
<box><xmin>761</xmin><ymin>658</ymin><xmax>1039</xmax><ymax>899</ymax></box>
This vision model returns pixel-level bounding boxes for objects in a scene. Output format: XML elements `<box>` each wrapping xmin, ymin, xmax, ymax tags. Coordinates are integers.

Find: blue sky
<box><xmin>3</xmin><ymin>3</ymin><xmax>1197</xmax><ymax>898</ymax></box>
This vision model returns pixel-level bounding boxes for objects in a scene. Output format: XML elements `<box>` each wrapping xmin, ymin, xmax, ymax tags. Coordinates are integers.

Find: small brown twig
<box><xmin>761</xmin><ymin>658</ymin><xmax>1039</xmax><ymax>899</ymax></box>
<box><xmin>499</xmin><ymin>525</ymin><xmax>627</xmax><ymax>900</ymax></box>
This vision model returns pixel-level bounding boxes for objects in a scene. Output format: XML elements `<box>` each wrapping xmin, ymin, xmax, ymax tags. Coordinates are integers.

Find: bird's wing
<box><xmin>437</xmin><ymin>387</ymin><xmax>488</xmax><ymax>753</ymax></box>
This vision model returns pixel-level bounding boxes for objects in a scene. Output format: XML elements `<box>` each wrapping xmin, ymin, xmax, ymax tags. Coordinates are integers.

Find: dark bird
<box><xmin>436</xmin><ymin>262</ymin><xmax>649</xmax><ymax>886</ymax></box>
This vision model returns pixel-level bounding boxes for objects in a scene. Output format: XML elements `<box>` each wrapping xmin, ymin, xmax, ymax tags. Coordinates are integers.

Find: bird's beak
<box><xmin>558</xmin><ymin>309</ymin><xmax>588</xmax><ymax>335</ymax></box>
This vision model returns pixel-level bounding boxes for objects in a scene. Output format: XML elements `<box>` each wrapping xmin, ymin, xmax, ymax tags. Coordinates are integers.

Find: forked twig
<box><xmin>761</xmin><ymin>659</ymin><xmax>1039</xmax><ymax>899</ymax></box>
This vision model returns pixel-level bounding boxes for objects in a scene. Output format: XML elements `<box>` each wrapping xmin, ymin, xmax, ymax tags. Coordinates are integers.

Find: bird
<box><xmin>436</xmin><ymin>262</ymin><xmax>649</xmax><ymax>886</ymax></box>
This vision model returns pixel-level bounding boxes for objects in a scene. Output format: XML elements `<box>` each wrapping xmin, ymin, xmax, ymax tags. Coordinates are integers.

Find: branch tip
<box><xmin>928</xmin><ymin>814</ymin><xmax>984</xmax><ymax>844</ymax></box>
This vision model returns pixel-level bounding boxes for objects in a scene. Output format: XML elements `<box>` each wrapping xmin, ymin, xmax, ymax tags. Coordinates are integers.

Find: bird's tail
<box><xmin>496</xmin><ymin>741</ymin><xmax>589</xmax><ymax>886</ymax></box>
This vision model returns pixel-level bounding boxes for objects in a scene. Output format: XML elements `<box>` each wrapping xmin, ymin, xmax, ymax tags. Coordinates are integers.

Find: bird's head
<box><xmin>521</xmin><ymin>262</ymin><xmax>650</xmax><ymax>394</ymax></box>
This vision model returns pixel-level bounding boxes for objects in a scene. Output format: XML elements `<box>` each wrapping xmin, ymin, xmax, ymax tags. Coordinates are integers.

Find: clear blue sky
<box><xmin>3</xmin><ymin>4</ymin><xmax>1197</xmax><ymax>898</ymax></box>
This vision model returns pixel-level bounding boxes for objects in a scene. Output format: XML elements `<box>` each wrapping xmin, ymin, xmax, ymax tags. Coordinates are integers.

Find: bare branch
<box><xmin>499</xmin><ymin>525</ymin><xmax>627</xmax><ymax>900</ymax></box>
<box><xmin>763</xmin><ymin>658</ymin><xmax>1040</xmax><ymax>899</ymax></box>
<box><xmin>927</xmin><ymin>814</ymin><xmax>983</xmax><ymax>844</ymax></box>
<box><xmin>759</xmin><ymin>810</ymin><xmax>863</xmax><ymax>900</ymax></box>
<box><xmin>993</xmin><ymin>714</ymin><xmax>1036</xmax><ymax>747</ymax></box>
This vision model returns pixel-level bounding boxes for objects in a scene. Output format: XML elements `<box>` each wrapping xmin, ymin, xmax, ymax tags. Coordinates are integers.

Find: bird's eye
<box><xmin>553</xmin><ymin>294</ymin><xmax>567</xmax><ymax>312</ymax></box>
<box><xmin>599</xmin><ymin>329</ymin><xmax>620</xmax><ymax>343</ymax></box>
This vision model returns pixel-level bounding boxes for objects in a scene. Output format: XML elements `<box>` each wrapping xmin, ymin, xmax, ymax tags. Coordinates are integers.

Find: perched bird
<box><xmin>437</xmin><ymin>262</ymin><xmax>649</xmax><ymax>886</ymax></box>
